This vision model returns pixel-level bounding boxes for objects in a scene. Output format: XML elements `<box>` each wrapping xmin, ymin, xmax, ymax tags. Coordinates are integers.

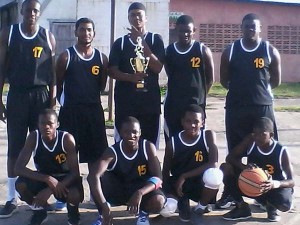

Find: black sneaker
<box><xmin>222</xmin><ymin>203</ymin><xmax>251</xmax><ymax>221</ymax></box>
<box><xmin>194</xmin><ymin>203</ymin><xmax>212</xmax><ymax>215</ymax></box>
<box><xmin>215</xmin><ymin>194</ymin><xmax>235</xmax><ymax>209</ymax></box>
<box><xmin>28</xmin><ymin>209</ymin><xmax>48</xmax><ymax>225</ymax></box>
<box><xmin>267</xmin><ymin>205</ymin><xmax>281</xmax><ymax>222</ymax></box>
<box><xmin>0</xmin><ymin>199</ymin><xmax>18</xmax><ymax>218</ymax></box>
<box><xmin>178</xmin><ymin>197</ymin><xmax>190</xmax><ymax>222</ymax></box>
<box><xmin>67</xmin><ymin>203</ymin><xmax>80</xmax><ymax>225</ymax></box>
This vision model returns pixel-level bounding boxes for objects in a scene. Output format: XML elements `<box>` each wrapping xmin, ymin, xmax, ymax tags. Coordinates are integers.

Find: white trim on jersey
<box><xmin>203</xmin><ymin>130</ymin><xmax>209</xmax><ymax>153</ymax></box>
<box><xmin>119</xmin><ymin>140</ymin><xmax>139</xmax><ymax>160</ymax></box>
<box><xmin>266</xmin><ymin>41</ymin><xmax>271</xmax><ymax>63</ymax></box>
<box><xmin>174</xmin><ymin>40</ymin><xmax>195</xmax><ymax>54</ymax></box>
<box><xmin>8</xmin><ymin>25</ymin><xmax>13</xmax><ymax>47</ymax></box>
<box><xmin>107</xmin><ymin>146</ymin><xmax>118</xmax><ymax>171</ymax></box>
<box><xmin>229</xmin><ymin>42</ymin><xmax>235</xmax><ymax>61</ymax></box>
<box><xmin>45</xmin><ymin>29</ymin><xmax>53</xmax><ymax>52</ymax></box>
<box><xmin>143</xmin><ymin>140</ymin><xmax>148</xmax><ymax>161</ymax></box>
<box><xmin>41</xmin><ymin>130</ymin><xmax>59</xmax><ymax>152</ymax></box>
<box><xmin>178</xmin><ymin>130</ymin><xmax>202</xmax><ymax>147</ymax></box>
<box><xmin>171</xmin><ymin>136</ymin><xmax>175</xmax><ymax>157</ymax></box>
<box><xmin>61</xmin><ymin>132</ymin><xmax>67</xmax><ymax>153</ymax></box>
<box><xmin>240</xmin><ymin>38</ymin><xmax>262</xmax><ymax>52</ymax></box>
<box><xmin>32</xmin><ymin>130</ymin><xmax>39</xmax><ymax>157</ymax></box>
<box><xmin>18</xmin><ymin>23</ymin><xmax>39</xmax><ymax>40</ymax></box>
<box><xmin>73</xmin><ymin>45</ymin><xmax>95</xmax><ymax>61</ymax></box>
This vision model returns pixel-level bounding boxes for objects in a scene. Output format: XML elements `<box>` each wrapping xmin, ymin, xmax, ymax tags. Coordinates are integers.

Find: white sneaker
<box><xmin>136</xmin><ymin>211</ymin><xmax>150</xmax><ymax>225</ymax></box>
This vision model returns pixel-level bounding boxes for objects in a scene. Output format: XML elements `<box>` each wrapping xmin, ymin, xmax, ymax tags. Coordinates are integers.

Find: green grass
<box><xmin>105</xmin><ymin>120</ymin><xmax>114</xmax><ymax>128</ymax></box>
<box><xmin>274</xmin><ymin>106</ymin><xmax>300</xmax><ymax>112</ymax></box>
<box><xmin>208</xmin><ymin>82</ymin><xmax>300</xmax><ymax>98</ymax></box>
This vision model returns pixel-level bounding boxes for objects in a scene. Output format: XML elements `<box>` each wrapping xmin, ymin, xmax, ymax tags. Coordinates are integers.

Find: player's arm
<box><xmin>220</xmin><ymin>45</ymin><xmax>231</xmax><ymax>90</ymax></box>
<box><xmin>268</xmin><ymin>43</ymin><xmax>281</xmax><ymax>89</ymax></box>
<box><xmin>162</xmin><ymin>140</ymin><xmax>173</xmax><ymax>186</ymax></box>
<box><xmin>100</xmin><ymin>53</ymin><xmax>109</xmax><ymax>92</ymax></box>
<box><xmin>277</xmin><ymin>148</ymin><xmax>294</xmax><ymax>188</ymax></box>
<box><xmin>202</xmin><ymin>45</ymin><xmax>214</xmax><ymax>93</ymax></box>
<box><xmin>48</xmin><ymin>31</ymin><xmax>57</xmax><ymax>108</ymax></box>
<box><xmin>0</xmin><ymin>27</ymin><xmax>9</xmax><ymax>123</ymax></box>
<box><xmin>55</xmin><ymin>50</ymin><xmax>68</xmax><ymax>102</ymax></box>
<box><xmin>226</xmin><ymin>134</ymin><xmax>253</xmax><ymax>170</ymax></box>
<box><xmin>14</xmin><ymin>132</ymin><xmax>49</xmax><ymax>181</ymax></box>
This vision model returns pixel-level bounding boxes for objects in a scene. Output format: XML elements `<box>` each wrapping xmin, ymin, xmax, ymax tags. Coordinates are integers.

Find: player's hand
<box><xmin>53</xmin><ymin>181</ymin><xmax>69</xmax><ymax>199</ymax></box>
<box><xmin>0</xmin><ymin>103</ymin><xmax>6</xmax><ymax>123</ymax></box>
<box><xmin>127</xmin><ymin>26</ymin><xmax>144</xmax><ymax>42</ymax></box>
<box><xmin>127</xmin><ymin>190</ymin><xmax>142</xmax><ymax>215</ymax></box>
<box><xmin>129</xmin><ymin>73</ymin><xmax>148</xmax><ymax>84</ymax></box>
<box><xmin>175</xmin><ymin>176</ymin><xmax>185</xmax><ymax>197</ymax></box>
<box><xmin>33</xmin><ymin>188</ymin><xmax>52</xmax><ymax>207</ymax></box>
<box><xmin>260</xmin><ymin>180</ymin><xmax>273</xmax><ymax>193</ymax></box>
<box><xmin>101</xmin><ymin>202</ymin><xmax>113</xmax><ymax>225</ymax></box>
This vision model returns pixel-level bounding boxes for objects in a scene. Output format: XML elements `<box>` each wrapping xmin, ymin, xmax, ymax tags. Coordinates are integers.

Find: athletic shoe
<box><xmin>178</xmin><ymin>197</ymin><xmax>191</xmax><ymax>222</ymax></box>
<box><xmin>91</xmin><ymin>216</ymin><xmax>102</xmax><ymax>225</ymax></box>
<box><xmin>28</xmin><ymin>209</ymin><xmax>48</xmax><ymax>225</ymax></box>
<box><xmin>136</xmin><ymin>211</ymin><xmax>150</xmax><ymax>225</ymax></box>
<box><xmin>222</xmin><ymin>202</ymin><xmax>251</xmax><ymax>221</ymax></box>
<box><xmin>193</xmin><ymin>203</ymin><xmax>212</xmax><ymax>215</ymax></box>
<box><xmin>267</xmin><ymin>205</ymin><xmax>281</xmax><ymax>222</ymax></box>
<box><xmin>0</xmin><ymin>199</ymin><xmax>18</xmax><ymax>218</ymax></box>
<box><xmin>55</xmin><ymin>200</ymin><xmax>67</xmax><ymax>211</ymax></box>
<box><xmin>67</xmin><ymin>203</ymin><xmax>80</xmax><ymax>225</ymax></box>
<box><xmin>215</xmin><ymin>194</ymin><xmax>235</xmax><ymax>209</ymax></box>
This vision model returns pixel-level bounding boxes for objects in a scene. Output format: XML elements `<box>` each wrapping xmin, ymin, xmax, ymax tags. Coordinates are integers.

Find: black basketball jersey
<box><xmin>171</xmin><ymin>129</ymin><xmax>209</xmax><ymax>178</ymax></box>
<box><xmin>247</xmin><ymin>140</ymin><xmax>286</xmax><ymax>180</ymax></box>
<box><xmin>165</xmin><ymin>41</ymin><xmax>206</xmax><ymax>114</ymax></box>
<box><xmin>60</xmin><ymin>46</ymin><xmax>104</xmax><ymax>106</ymax></box>
<box><xmin>226</xmin><ymin>39</ymin><xmax>273</xmax><ymax>107</ymax></box>
<box><xmin>33</xmin><ymin>130</ymin><xmax>69</xmax><ymax>175</ymax></box>
<box><xmin>108</xmin><ymin>139</ymin><xmax>151</xmax><ymax>185</ymax></box>
<box><xmin>109</xmin><ymin>32</ymin><xmax>165</xmax><ymax>114</ymax></box>
<box><xmin>6</xmin><ymin>24</ymin><xmax>53</xmax><ymax>89</ymax></box>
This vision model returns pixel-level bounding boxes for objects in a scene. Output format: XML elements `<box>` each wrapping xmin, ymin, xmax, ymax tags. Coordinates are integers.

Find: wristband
<box><xmin>272</xmin><ymin>180</ymin><xmax>281</xmax><ymax>189</ymax></box>
<box><xmin>148</xmin><ymin>176</ymin><xmax>162</xmax><ymax>189</ymax></box>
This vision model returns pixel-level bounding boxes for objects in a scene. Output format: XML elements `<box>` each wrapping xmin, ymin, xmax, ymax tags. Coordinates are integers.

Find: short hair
<box><xmin>75</xmin><ymin>17</ymin><xmax>95</xmax><ymax>31</ymax></box>
<box><xmin>242</xmin><ymin>13</ymin><xmax>260</xmax><ymax>23</ymax></box>
<box><xmin>22</xmin><ymin>0</ymin><xmax>40</xmax><ymax>7</ymax></box>
<box><xmin>253</xmin><ymin>117</ymin><xmax>274</xmax><ymax>133</ymax></box>
<box><xmin>128</xmin><ymin>2</ymin><xmax>146</xmax><ymax>12</ymax></box>
<box><xmin>182</xmin><ymin>104</ymin><xmax>205</xmax><ymax>120</ymax></box>
<box><xmin>176</xmin><ymin>15</ymin><xmax>194</xmax><ymax>26</ymax></box>
<box><xmin>39</xmin><ymin>108</ymin><xmax>58</xmax><ymax>121</ymax></box>
<box><xmin>121</xmin><ymin>116</ymin><xmax>140</xmax><ymax>129</ymax></box>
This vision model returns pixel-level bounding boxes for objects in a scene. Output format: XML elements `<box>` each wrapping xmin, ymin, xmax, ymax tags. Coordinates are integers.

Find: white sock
<box><xmin>196</xmin><ymin>202</ymin><xmax>206</xmax><ymax>210</ymax></box>
<box><xmin>8</xmin><ymin>177</ymin><xmax>17</xmax><ymax>202</ymax></box>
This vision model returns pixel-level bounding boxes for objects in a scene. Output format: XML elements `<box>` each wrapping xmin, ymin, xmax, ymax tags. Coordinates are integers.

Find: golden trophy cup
<box><xmin>130</xmin><ymin>37</ymin><xmax>150</xmax><ymax>92</ymax></box>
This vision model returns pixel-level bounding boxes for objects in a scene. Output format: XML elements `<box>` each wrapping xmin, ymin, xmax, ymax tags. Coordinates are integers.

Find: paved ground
<box><xmin>0</xmin><ymin>96</ymin><xmax>299</xmax><ymax>225</ymax></box>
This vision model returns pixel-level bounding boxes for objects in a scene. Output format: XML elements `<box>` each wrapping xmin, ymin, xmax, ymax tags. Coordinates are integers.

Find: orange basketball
<box><xmin>238</xmin><ymin>167</ymin><xmax>269</xmax><ymax>197</ymax></box>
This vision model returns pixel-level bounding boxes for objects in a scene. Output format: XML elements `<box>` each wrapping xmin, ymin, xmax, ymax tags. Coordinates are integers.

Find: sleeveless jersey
<box><xmin>165</xmin><ymin>41</ymin><xmax>206</xmax><ymax>114</ymax></box>
<box><xmin>171</xmin><ymin>129</ymin><xmax>209</xmax><ymax>178</ymax></box>
<box><xmin>226</xmin><ymin>39</ymin><xmax>273</xmax><ymax>107</ymax></box>
<box><xmin>247</xmin><ymin>140</ymin><xmax>286</xmax><ymax>180</ymax></box>
<box><xmin>60</xmin><ymin>46</ymin><xmax>104</xmax><ymax>106</ymax></box>
<box><xmin>108</xmin><ymin>139</ymin><xmax>150</xmax><ymax>185</ymax></box>
<box><xmin>109</xmin><ymin>32</ymin><xmax>165</xmax><ymax>114</ymax></box>
<box><xmin>33</xmin><ymin>130</ymin><xmax>69</xmax><ymax>175</ymax></box>
<box><xmin>6</xmin><ymin>24</ymin><xmax>53</xmax><ymax>89</ymax></box>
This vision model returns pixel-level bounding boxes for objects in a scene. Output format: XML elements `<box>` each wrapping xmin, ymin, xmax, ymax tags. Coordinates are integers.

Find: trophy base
<box><xmin>136</xmin><ymin>82</ymin><xmax>148</xmax><ymax>92</ymax></box>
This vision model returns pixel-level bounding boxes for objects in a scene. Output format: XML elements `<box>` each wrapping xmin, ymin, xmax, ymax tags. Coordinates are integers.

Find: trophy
<box><xmin>130</xmin><ymin>37</ymin><xmax>150</xmax><ymax>92</ymax></box>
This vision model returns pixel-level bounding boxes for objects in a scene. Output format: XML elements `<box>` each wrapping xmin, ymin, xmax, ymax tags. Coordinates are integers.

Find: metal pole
<box><xmin>108</xmin><ymin>0</ymin><xmax>115</xmax><ymax>121</ymax></box>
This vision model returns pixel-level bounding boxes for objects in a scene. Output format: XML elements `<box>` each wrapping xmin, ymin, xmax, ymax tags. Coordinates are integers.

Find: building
<box><xmin>170</xmin><ymin>0</ymin><xmax>300</xmax><ymax>82</ymax></box>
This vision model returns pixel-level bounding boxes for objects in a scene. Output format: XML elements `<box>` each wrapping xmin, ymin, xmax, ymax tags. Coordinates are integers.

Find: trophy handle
<box><xmin>130</xmin><ymin>58</ymin><xmax>137</xmax><ymax>73</ymax></box>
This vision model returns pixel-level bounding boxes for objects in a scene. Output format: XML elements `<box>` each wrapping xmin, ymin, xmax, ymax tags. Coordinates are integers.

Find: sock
<box><xmin>8</xmin><ymin>177</ymin><xmax>17</xmax><ymax>202</ymax></box>
<box><xmin>196</xmin><ymin>202</ymin><xmax>207</xmax><ymax>210</ymax></box>
<box><xmin>29</xmin><ymin>205</ymin><xmax>44</xmax><ymax>211</ymax></box>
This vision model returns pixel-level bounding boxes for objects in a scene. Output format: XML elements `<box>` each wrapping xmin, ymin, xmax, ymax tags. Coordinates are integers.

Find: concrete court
<box><xmin>0</xmin><ymin>96</ymin><xmax>299</xmax><ymax>225</ymax></box>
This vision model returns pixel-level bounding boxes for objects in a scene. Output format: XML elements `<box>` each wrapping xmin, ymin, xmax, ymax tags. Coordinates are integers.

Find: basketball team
<box><xmin>0</xmin><ymin>1</ymin><xmax>294</xmax><ymax>225</ymax></box>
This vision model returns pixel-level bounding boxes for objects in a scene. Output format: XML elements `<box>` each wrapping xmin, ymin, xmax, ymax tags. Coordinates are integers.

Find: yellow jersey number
<box><xmin>137</xmin><ymin>164</ymin><xmax>147</xmax><ymax>176</ymax></box>
<box><xmin>33</xmin><ymin>47</ymin><xmax>43</xmax><ymax>58</ymax></box>
<box><xmin>92</xmin><ymin>66</ymin><xmax>100</xmax><ymax>75</ymax></box>
<box><xmin>265</xmin><ymin>164</ymin><xmax>275</xmax><ymax>175</ymax></box>
<box><xmin>55</xmin><ymin>153</ymin><xmax>67</xmax><ymax>164</ymax></box>
<box><xmin>195</xmin><ymin>151</ymin><xmax>203</xmax><ymax>162</ymax></box>
<box><xmin>191</xmin><ymin>57</ymin><xmax>201</xmax><ymax>68</ymax></box>
<box><xmin>254</xmin><ymin>58</ymin><xmax>265</xmax><ymax>68</ymax></box>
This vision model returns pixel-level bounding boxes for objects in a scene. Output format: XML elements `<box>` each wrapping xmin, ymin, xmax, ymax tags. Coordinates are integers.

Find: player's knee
<box><xmin>160</xmin><ymin>197</ymin><xmax>178</xmax><ymax>217</ymax></box>
<box><xmin>147</xmin><ymin>194</ymin><xmax>165</xmax><ymax>213</ymax></box>
<box><xmin>67</xmin><ymin>187</ymin><xmax>83</xmax><ymax>205</ymax></box>
<box><xmin>203</xmin><ymin>168</ymin><xmax>224</xmax><ymax>190</ymax></box>
<box><xmin>277</xmin><ymin>203</ymin><xmax>292</xmax><ymax>212</ymax></box>
<box><xmin>220</xmin><ymin>162</ymin><xmax>234</xmax><ymax>176</ymax></box>
<box><xmin>15</xmin><ymin>181</ymin><xmax>27</xmax><ymax>195</ymax></box>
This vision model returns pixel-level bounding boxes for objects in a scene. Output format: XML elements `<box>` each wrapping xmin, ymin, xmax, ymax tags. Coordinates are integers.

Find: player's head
<box><xmin>128</xmin><ymin>2</ymin><xmax>147</xmax><ymax>29</ymax></box>
<box><xmin>120</xmin><ymin>116</ymin><xmax>141</xmax><ymax>149</ymax></box>
<box><xmin>175</xmin><ymin>15</ymin><xmax>195</xmax><ymax>46</ymax></box>
<box><xmin>241</xmin><ymin>13</ymin><xmax>261</xmax><ymax>41</ymax></box>
<box><xmin>252</xmin><ymin>117</ymin><xmax>274</xmax><ymax>147</ymax></box>
<box><xmin>181</xmin><ymin>104</ymin><xmax>205</xmax><ymax>136</ymax></box>
<box><xmin>38</xmin><ymin>109</ymin><xmax>59</xmax><ymax>140</ymax></box>
<box><xmin>21</xmin><ymin>0</ymin><xmax>41</xmax><ymax>25</ymax></box>
<box><xmin>75</xmin><ymin>17</ymin><xmax>95</xmax><ymax>45</ymax></box>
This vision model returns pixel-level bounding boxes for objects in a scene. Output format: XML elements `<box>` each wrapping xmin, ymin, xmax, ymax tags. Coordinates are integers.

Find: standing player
<box><xmin>56</xmin><ymin>17</ymin><xmax>108</xmax><ymax>221</ymax></box>
<box><xmin>109</xmin><ymin>2</ymin><xmax>165</xmax><ymax>147</ymax></box>
<box><xmin>164</xmin><ymin>15</ymin><xmax>214</xmax><ymax>140</ymax></box>
<box><xmin>14</xmin><ymin>109</ymin><xmax>83</xmax><ymax>225</ymax></box>
<box><xmin>221</xmin><ymin>117</ymin><xmax>294</xmax><ymax>221</ymax></box>
<box><xmin>216</xmin><ymin>13</ymin><xmax>281</xmax><ymax>208</ymax></box>
<box><xmin>91</xmin><ymin>117</ymin><xmax>165</xmax><ymax>225</ymax></box>
<box><xmin>163</xmin><ymin>104</ymin><xmax>222</xmax><ymax>222</ymax></box>
<box><xmin>0</xmin><ymin>0</ymin><xmax>56</xmax><ymax>217</ymax></box>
